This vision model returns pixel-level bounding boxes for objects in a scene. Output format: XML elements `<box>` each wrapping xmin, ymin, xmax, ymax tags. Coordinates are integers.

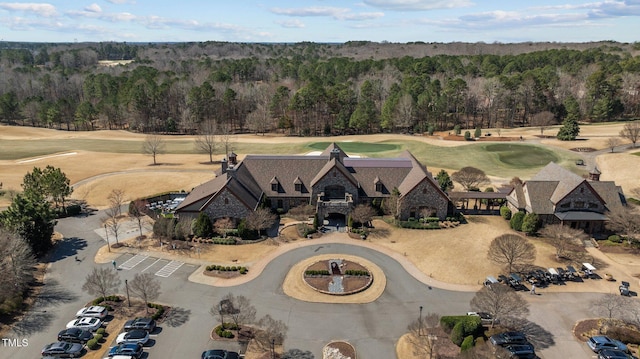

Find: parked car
<box><xmin>116</xmin><ymin>329</ymin><xmax>150</xmax><ymax>345</ymax></box>
<box><xmin>489</xmin><ymin>331</ymin><xmax>529</xmax><ymax>346</ymax></box>
<box><xmin>503</xmin><ymin>343</ymin><xmax>536</xmax><ymax>359</ymax></box>
<box><xmin>202</xmin><ymin>349</ymin><xmax>241</xmax><ymax>359</ymax></box>
<box><xmin>466</xmin><ymin>311</ymin><xmax>498</xmax><ymax>326</ymax></box>
<box><xmin>619</xmin><ymin>281</ymin><xmax>631</xmax><ymax>296</ymax></box>
<box><xmin>76</xmin><ymin>305</ymin><xmax>109</xmax><ymax>319</ymax></box>
<box><xmin>41</xmin><ymin>341</ymin><xmax>84</xmax><ymax>358</ymax></box>
<box><xmin>124</xmin><ymin>317</ymin><xmax>156</xmax><ymax>332</ymax></box>
<box><xmin>66</xmin><ymin>317</ymin><xmax>102</xmax><ymax>331</ymax></box>
<box><xmin>57</xmin><ymin>327</ymin><xmax>94</xmax><ymax>343</ymax></box>
<box><xmin>107</xmin><ymin>343</ymin><xmax>144</xmax><ymax>358</ymax></box>
<box><xmin>587</xmin><ymin>335</ymin><xmax>628</xmax><ymax>353</ymax></box>
<box><xmin>598</xmin><ymin>349</ymin><xmax>634</xmax><ymax>359</ymax></box>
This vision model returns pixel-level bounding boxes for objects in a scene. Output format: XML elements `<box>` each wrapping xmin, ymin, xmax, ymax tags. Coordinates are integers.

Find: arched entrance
<box><xmin>325</xmin><ymin>213</ymin><xmax>346</xmax><ymax>232</ymax></box>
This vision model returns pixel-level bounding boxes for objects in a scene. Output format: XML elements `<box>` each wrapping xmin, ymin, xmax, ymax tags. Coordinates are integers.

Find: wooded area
<box><xmin>0</xmin><ymin>41</ymin><xmax>639</xmax><ymax>135</ymax></box>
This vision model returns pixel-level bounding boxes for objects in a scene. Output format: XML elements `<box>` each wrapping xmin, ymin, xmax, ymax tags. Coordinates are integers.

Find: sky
<box><xmin>0</xmin><ymin>0</ymin><xmax>639</xmax><ymax>43</ymax></box>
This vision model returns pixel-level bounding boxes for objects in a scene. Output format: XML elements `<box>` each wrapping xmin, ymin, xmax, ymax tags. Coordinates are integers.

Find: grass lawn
<box><xmin>306</xmin><ymin>141</ymin><xmax>401</xmax><ymax>154</ymax></box>
<box><xmin>483</xmin><ymin>143</ymin><xmax>560</xmax><ymax>168</ymax></box>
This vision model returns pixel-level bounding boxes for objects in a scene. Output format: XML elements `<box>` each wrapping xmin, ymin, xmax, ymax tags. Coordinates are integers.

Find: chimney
<box><xmin>329</xmin><ymin>148</ymin><xmax>343</xmax><ymax>163</ymax></box>
<box><xmin>588</xmin><ymin>167</ymin><xmax>601</xmax><ymax>181</ymax></box>
<box><xmin>228</xmin><ymin>151</ymin><xmax>237</xmax><ymax>165</ymax></box>
<box><xmin>221</xmin><ymin>158</ymin><xmax>228</xmax><ymax>174</ymax></box>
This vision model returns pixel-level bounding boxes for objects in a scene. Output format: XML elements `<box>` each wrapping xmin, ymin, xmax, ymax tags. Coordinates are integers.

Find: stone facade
<box><xmin>203</xmin><ymin>188</ymin><xmax>252</xmax><ymax>222</ymax></box>
<box><xmin>398</xmin><ymin>179</ymin><xmax>449</xmax><ymax>220</ymax></box>
<box><xmin>555</xmin><ymin>182</ymin><xmax>604</xmax><ymax>214</ymax></box>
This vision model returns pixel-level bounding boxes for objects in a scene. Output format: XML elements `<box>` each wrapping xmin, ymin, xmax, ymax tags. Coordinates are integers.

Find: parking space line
<box><xmin>118</xmin><ymin>254</ymin><xmax>149</xmax><ymax>270</ymax></box>
<box><xmin>155</xmin><ymin>260</ymin><xmax>184</xmax><ymax>278</ymax></box>
<box><xmin>140</xmin><ymin>258</ymin><xmax>164</xmax><ymax>273</ymax></box>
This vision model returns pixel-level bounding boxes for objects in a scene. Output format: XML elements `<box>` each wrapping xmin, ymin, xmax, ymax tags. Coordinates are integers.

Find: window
<box><xmin>574</xmin><ymin>201</ymin><xmax>585</xmax><ymax>209</ymax></box>
<box><xmin>224</xmin><ymin>198</ymin><xmax>229</xmax><ymax>205</ymax></box>
<box><xmin>588</xmin><ymin>202</ymin><xmax>598</xmax><ymax>209</ymax></box>
<box><xmin>295</xmin><ymin>183</ymin><xmax>302</xmax><ymax>192</ymax></box>
<box><xmin>271</xmin><ymin>183</ymin><xmax>278</xmax><ymax>192</ymax></box>
<box><xmin>580</xmin><ymin>188</ymin><xmax>584</xmax><ymax>193</ymax></box>
<box><xmin>560</xmin><ymin>202</ymin><xmax>570</xmax><ymax>208</ymax></box>
<box><xmin>375</xmin><ymin>183</ymin><xmax>382</xmax><ymax>192</ymax></box>
<box><xmin>422</xmin><ymin>188</ymin><xmax>427</xmax><ymax>194</ymax></box>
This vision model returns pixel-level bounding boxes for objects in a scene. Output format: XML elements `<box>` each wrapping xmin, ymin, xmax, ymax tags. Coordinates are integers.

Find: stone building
<box><xmin>505</xmin><ymin>162</ymin><xmax>627</xmax><ymax>234</ymax></box>
<box><xmin>175</xmin><ymin>143</ymin><xmax>454</xmax><ymax>224</ymax></box>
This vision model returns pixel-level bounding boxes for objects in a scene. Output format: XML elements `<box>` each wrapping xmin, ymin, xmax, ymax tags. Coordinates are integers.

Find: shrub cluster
<box><xmin>147</xmin><ymin>302</ymin><xmax>165</xmax><ymax>321</ymax></box>
<box><xmin>608</xmin><ymin>235</ymin><xmax>622</xmax><ymax>243</ymax></box>
<box><xmin>87</xmin><ymin>338</ymin><xmax>99</xmax><ymax>350</ymax></box>
<box><xmin>500</xmin><ymin>206</ymin><xmax>512</xmax><ymax>220</ymax></box>
<box><xmin>420</xmin><ymin>217</ymin><xmax>440</xmax><ymax>223</ymax></box>
<box><xmin>397</xmin><ymin>221</ymin><xmax>440</xmax><ymax>230</ymax></box>
<box><xmin>305</xmin><ymin>270</ymin><xmax>330</xmax><ymax>276</ymax></box>
<box><xmin>345</xmin><ymin>270</ymin><xmax>370</xmax><ymax>276</ymax></box>
<box><xmin>440</xmin><ymin>315</ymin><xmax>482</xmax><ymax>347</ymax></box>
<box><xmin>296</xmin><ymin>223</ymin><xmax>317</xmax><ymax>237</ymax></box>
<box><xmin>215</xmin><ymin>323</ymin><xmax>236</xmax><ymax>338</ymax></box>
<box><xmin>206</xmin><ymin>265</ymin><xmax>248</xmax><ymax>274</ymax></box>
<box><xmin>96</xmin><ymin>328</ymin><xmax>106</xmax><ymax>335</ymax></box>
<box><xmin>93</xmin><ymin>333</ymin><xmax>103</xmax><ymax>343</ymax></box>
<box><xmin>92</xmin><ymin>295</ymin><xmax>121</xmax><ymax>305</ymax></box>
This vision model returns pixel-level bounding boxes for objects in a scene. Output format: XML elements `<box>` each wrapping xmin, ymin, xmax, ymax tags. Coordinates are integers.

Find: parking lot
<box><xmin>115</xmin><ymin>253</ymin><xmax>197</xmax><ymax>279</ymax></box>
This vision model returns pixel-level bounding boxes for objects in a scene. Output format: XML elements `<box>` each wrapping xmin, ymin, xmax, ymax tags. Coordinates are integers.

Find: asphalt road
<box><xmin>1</xmin><ymin>211</ymin><xmax>602</xmax><ymax>358</ymax></box>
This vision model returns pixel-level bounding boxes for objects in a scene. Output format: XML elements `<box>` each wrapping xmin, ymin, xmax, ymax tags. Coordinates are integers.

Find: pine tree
<box><xmin>557</xmin><ymin>96</ymin><xmax>581</xmax><ymax>140</ymax></box>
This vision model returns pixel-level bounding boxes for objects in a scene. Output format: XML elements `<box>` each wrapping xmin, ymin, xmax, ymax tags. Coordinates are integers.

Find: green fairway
<box><xmin>483</xmin><ymin>143</ymin><xmax>559</xmax><ymax>168</ymax></box>
<box><xmin>307</xmin><ymin>141</ymin><xmax>401</xmax><ymax>154</ymax></box>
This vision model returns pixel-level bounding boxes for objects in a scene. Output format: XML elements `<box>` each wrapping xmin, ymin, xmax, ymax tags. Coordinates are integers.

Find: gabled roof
<box><xmin>320</xmin><ymin>142</ymin><xmax>348</xmax><ymax>158</ymax></box>
<box><xmin>310</xmin><ymin>158</ymin><xmax>358</xmax><ymax>187</ymax></box>
<box><xmin>176</xmin><ymin>175</ymin><xmax>228</xmax><ymax>211</ymax></box>
<box><xmin>531</xmin><ymin>162</ymin><xmax>584</xmax><ymax>204</ymax></box>
<box><xmin>523</xmin><ymin>181</ymin><xmax>557</xmax><ymax>214</ymax></box>
<box><xmin>396</xmin><ymin>151</ymin><xmax>449</xmax><ymax>200</ymax></box>
<box><xmin>589</xmin><ymin>181</ymin><xmax>627</xmax><ymax>210</ymax></box>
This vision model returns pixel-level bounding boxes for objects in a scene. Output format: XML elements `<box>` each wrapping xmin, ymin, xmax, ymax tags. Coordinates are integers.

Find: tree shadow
<box><xmin>163</xmin><ymin>306</ymin><xmax>191</xmax><ymax>327</ymax></box>
<box><xmin>10</xmin><ymin>309</ymin><xmax>55</xmax><ymax>336</ymax></box>
<box><xmin>503</xmin><ymin>317</ymin><xmax>555</xmax><ymax>349</ymax></box>
<box><xmin>45</xmin><ymin>236</ymin><xmax>88</xmax><ymax>263</ymax></box>
<box><xmin>369</xmin><ymin>227</ymin><xmax>391</xmax><ymax>238</ymax></box>
<box><xmin>35</xmin><ymin>279</ymin><xmax>79</xmax><ymax>307</ymax></box>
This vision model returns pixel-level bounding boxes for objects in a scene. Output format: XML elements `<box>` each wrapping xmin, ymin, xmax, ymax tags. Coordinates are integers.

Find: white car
<box><xmin>116</xmin><ymin>329</ymin><xmax>150</xmax><ymax>345</ymax></box>
<box><xmin>76</xmin><ymin>305</ymin><xmax>108</xmax><ymax>319</ymax></box>
<box><xmin>66</xmin><ymin>317</ymin><xmax>102</xmax><ymax>332</ymax></box>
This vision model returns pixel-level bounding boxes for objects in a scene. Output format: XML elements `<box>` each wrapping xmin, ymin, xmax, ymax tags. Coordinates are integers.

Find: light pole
<box><xmin>419</xmin><ymin>305</ymin><xmax>423</xmax><ymax>336</ymax></box>
<box><xmin>271</xmin><ymin>338</ymin><xmax>275</xmax><ymax>359</ymax></box>
<box><xmin>104</xmin><ymin>224</ymin><xmax>110</xmax><ymax>252</ymax></box>
<box><xmin>124</xmin><ymin>279</ymin><xmax>131</xmax><ymax>307</ymax></box>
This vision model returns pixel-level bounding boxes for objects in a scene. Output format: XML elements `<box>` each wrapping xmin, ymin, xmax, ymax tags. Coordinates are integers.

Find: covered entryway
<box><xmin>324</xmin><ymin>213</ymin><xmax>346</xmax><ymax>232</ymax></box>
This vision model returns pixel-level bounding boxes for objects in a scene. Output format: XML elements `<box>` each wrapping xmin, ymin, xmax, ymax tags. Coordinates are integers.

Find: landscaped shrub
<box><xmin>474</xmin><ymin>127</ymin><xmax>482</xmax><ymax>138</ymax></box>
<box><xmin>510</xmin><ymin>211</ymin><xmax>525</xmax><ymax>231</ymax></box>
<box><xmin>440</xmin><ymin>315</ymin><xmax>482</xmax><ymax>339</ymax></box>
<box><xmin>500</xmin><ymin>206</ymin><xmax>512</xmax><ymax>220</ymax></box>
<box><xmin>93</xmin><ymin>333</ymin><xmax>103</xmax><ymax>343</ymax></box>
<box><xmin>464</xmin><ymin>131</ymin><xmax>471</xmax><ymax>140</ymax></box>
<box><xmin>345</xmin><ymin>270</ymin><xmax>370</xmax><ymax>276</ymax></box>
<box><xmin>237</xmin><ymin>219</ymin><xmax>258</xmax><ymax>240</ymax></box>
<box><xmin>397</xmin><ymin>221</ymin><xmax>440</xmax><ymax>230</ymax></box>
<box><xmin>305</xmin><ymin>270</ymin><xmax>331</xmax><ymax>276</ymax></box>
<box><xmin>96</xmin><ymin>328</ymin><xmax>105</xmax><ymax>335</ymax></box>
<box><xmin>522</xmin><ymin>213</ymin><xmax>540</xmax><ymax>235</ymax></box>
<box><xmin>148</xmin><ymin>303</ymin><xmax>165</xmax><ymax>320</ymax></box>
<box><xmin>608</xmin><ymin>235</ymin><xmax>622</xmax><ymax>243</ymax></box>
<box><xmin>460</xmin><ymin>335</ymin><xmax>475</xmax><ymax>351</ymax></box>
<box><xmin>451</xmin><ymin>322</ymin><xmax>466</xmax><ymax>346</ymax></box>
<box><xmin>193</xmin><ymin>212</ymin><xmax>214</xmax><ymax>238</ymax></box>
<box><xmin>428</xmin><ymin>125</ymin><xmax>435</xmax><ymax>135</ymax></box>
<box><xmin>66</xmin><ymin>204</ymin><xmax>82</xmax><ymax>216</ymax></box>
<box><xmin>87</xmin><ymin>338</ymin><xmax>99</xmax><ymax>350</ymax></box>
<box><xmin>454</xmin><ymin>125</ymin><xmax>461</xmax><ymax>135</ymax></box>
<box><xmin>215</xmin><ymin>323</ymin><xmax>235</xmax><ymax>338</ymax></box>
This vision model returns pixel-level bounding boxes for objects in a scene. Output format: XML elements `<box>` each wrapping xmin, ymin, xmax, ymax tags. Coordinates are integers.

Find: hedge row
<box><xmin>215</xmin><ymin>323</ymin><xmax>237</xmax><ymax>338</ymax></box>
<box><xmin>344</xmin><ymin>270</ymin><xmax>370</xmax><ymax>276</ymax></box>
<box><xmin>206</xmin><ymin>265</ymin><xmax>248</xmax><ymax>274</ymax></box>
<box><xmin>147</xmin><ymin>302</ymin><xmax>165</xmax><ymax>321</ymax></box>
<box><xmin>305</xmin><ymin>270</ymin><xmax>330</xmax><ymax>276</ymax></box>
<box><xmin>397</xmin><ymin>221</ymin><xmax>441</xmax><ymax>230</ymax></box>
<box><xmin>194</xmin><ymin>237</ymin><xmax>237</xmax><ymax>245</ymax></box>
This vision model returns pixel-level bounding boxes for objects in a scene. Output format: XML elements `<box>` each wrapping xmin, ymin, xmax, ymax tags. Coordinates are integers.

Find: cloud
<box><xmin>450</xmin><ymin>10</ymin><xmax>590</xmax><ymax>30</ymax></box>
<box><xmin>362</xmin><ymin>0</ymin><xmax>472</xmax><ymax>11</ymax></box>
<box><xmin>588</xmin><ymin>0</ymin><xmax>640</xmax><ymax>18</ymax></box>
<box><xmin>0</xmin><ymin>2</ymin><xmax>58</xmax><ymax>17</ymax></box>
<box><xmin>105</xmin><ymin>0</ymin><xmax>136</xmax><ymax>4</ymax></box>
<box><xmin>66</xmin><ymin>8</ymin><xmax>136</xmax><ymax>22</ymax></box>
<box><xmin>269</xmin><ymin>6</ymin><xmax>383</xmax><ymax>21</ymax></box>
<box><xmin>84</xmin><ymin>3</ymin><xmax>102</xmax><ymax>13</ymax></box>
<box><xmin>276</xmin><ymin>19</ymin><xmax>305</xmax><ymax>28</ymax></box>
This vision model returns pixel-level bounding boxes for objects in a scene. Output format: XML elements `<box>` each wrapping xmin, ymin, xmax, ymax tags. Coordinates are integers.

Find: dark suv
<box><xmin>489</xmin><ymin>331</ymin><xmax>529</xmax><ymax>346</ymax></box>
<box><xmin>124</xmin><ymin>317</ymin><xmax>156</xmax><ymax>332</ymax></box>
<box><xmin>503</xmin><ymin>343</ymin><xmax>536</xmax><ymax>359</ymax></box>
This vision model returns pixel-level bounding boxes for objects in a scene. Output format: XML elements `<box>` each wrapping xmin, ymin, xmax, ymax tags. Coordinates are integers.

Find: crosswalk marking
<box><xmin>155</xmin><ymin>260</ymin><xmax>184</xmax><ymax>278</ymax></box>
<box><xmin>118</xmin><ymin>254</ymin><xmax>149</xmax><ymax>270</ymax></box>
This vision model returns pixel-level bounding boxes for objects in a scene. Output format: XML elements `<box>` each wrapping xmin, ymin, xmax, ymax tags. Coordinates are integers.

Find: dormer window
<box><xmin>293</xmin><ymin>177</ymin><xmax>302</xmax><ymax>192</ymax></box>
<box><xmin>374</xmin><ymin>177</ymin><xmax>383</xmax><ymax>192</ymax></box>
<box><xmin>270</xmin><ymin>176</ymin><xmax>279</xmax><ymax>192</ymax></box>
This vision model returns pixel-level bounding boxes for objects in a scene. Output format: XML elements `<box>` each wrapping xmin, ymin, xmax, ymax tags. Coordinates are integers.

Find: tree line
<box><xmin>0</xmin><ymin>41</ymin><xmax>639</xmax><ymax>136</ymax></box>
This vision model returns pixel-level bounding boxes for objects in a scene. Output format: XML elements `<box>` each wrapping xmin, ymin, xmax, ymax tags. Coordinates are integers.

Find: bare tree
<box><xmin>246</xmin><ymin>208</ymin><xmax>277</xmax><ymax>237</ymax></box>
<box><xmin>539</xmin><ymin>224</ymin><xmax>588</xmax><ymax>259</ymax></box>
<box><xmin>620</xmin><ymin>121</ymin><xmax>640</xmax><ymax>148</ymax></box>
<box><xmin>214</xmin><ymin>217</ymin><xmax>235</xmax><ymax>238</ymax></box>
<box><xmin>470</xmin><ymin>285</ymin><xmax>529</xmax><ymax>328</ymax></box>
<box><xmin>606</xmin><ymin>137</ymin><xmax>622</xmax><ymax>153</ymax></box>
<box><xmin>82</xmin><ymin>267</ymin><xmax>121</xmax><ymax>299</ymax></box>
<box><xmin>107</xmin><ymin>189</ymin><xmax>126</xmax><ymax>218</ymax></box>
<box><xmin>406</xmin><ymin>313</ymin><xmax>440</xmax><ymax>359</ymax></box>
<box><xmin>128</xmin><ymin>272</ymin><xmax>161</xmax><ymax>313</ymax></box>
<box><xmin>143</xmin><ymin>134</ymin><xmax>166</xmax><ymax>165</ymax></box>
<box><xmin>213</xmin><ymin>293</ymin><xmax>257</xmax><ymax>329</ymax></box>
<box><xmin>0</xmin><ymin>229</ymin><xmax>36</xmax><ymax>296</ymax></box>
<box><xmin>210</xmin><ymin>296</ymin><xmax>235</xmax><ymax>327</ymax></box>
<box><xmin>195</xmin><ymin>121</ymin><xmax>217</xmax><ymax>163</ymax></box>
<box><xmin>487</xmin><ymin>234</ymin><xmax>536</xmax><ymax>273</ymax></box>
<box><xmin>218</xmin><ymin>123</ymin><xmax>236</xmax><ymax>158</ymax></box>
<box><xmin>530</xmin><ymin>111</ymin><xmax>555</xmax><ymax>136</ymax></box>
<box><xmin>256</xmin><ymin>314</ymin><xmax>288</xmax><ymax>347</ymax></box>
<box><xmin>383</xmin><ymin>187</ymin><xmax>401</xmax><ymax>219</ymax></box>
<box><xmin>350</xmin><ymin>204</ymin><xmax>376</xmax><ymax>228</ymax></box>
<box><xmin>606</xmin><ymin>207</ymin><xmax>640</xmax><ymax>244</ymax></box>
<box><xmin>129</xmin><ymin>199</ymin><xmax>149</xmax><ymax>239</ymax></box>
<box><xmin>591</xmin><ymin>293</ymin><xmax>628</xmax><ymax>322</ymax></box>
<box><xmin>452</xmin><ymin>166</ymin><xmax>491</xmax><ymax>191</ymax></box>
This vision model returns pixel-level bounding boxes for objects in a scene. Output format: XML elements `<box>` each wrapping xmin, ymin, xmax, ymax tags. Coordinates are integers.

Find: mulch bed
<box><xmin>203</xmin><ymin>270</ymin><xmax>243</xmax><ymax>278</ymax></box>
<box><xmin>441</xmin><ymin>135</ymin><xmax>518</xmax><ymax>142</ymax></box>
<box><xmin>325</xmin><ymin>341</ymin><xmax>356</xmax><ymax>358</ymax></box>
<box><xmin>304</xmin><ymin>260</ymin><xmax>372</xmax><ymax>293</ymax></box>
<box><xmin>570</xmin><ymin>147</ymin><xmax>597</xmax><ymax>152</ymax></box>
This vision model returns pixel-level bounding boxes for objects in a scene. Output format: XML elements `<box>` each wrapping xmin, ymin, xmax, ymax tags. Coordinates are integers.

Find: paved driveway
<box><xmin>1</xmin><ymin>212</ymin><xmax>604</xmax><ymax>358</ymax></box>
